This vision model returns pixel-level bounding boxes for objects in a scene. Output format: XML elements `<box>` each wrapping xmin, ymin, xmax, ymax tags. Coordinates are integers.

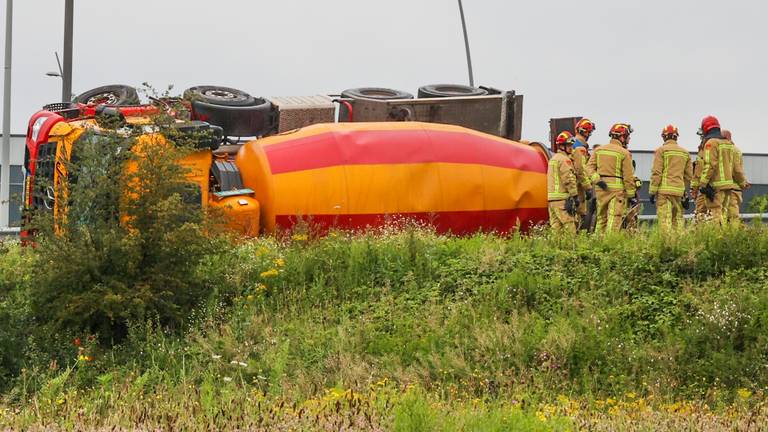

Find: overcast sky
<box><xmin>2</xmin><ymin>0</ymin><xmax>767</xmax><ymax>153</ymax></box>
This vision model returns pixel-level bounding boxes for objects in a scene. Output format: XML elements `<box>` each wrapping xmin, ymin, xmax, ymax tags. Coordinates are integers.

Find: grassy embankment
<box><xmin>1</xmin><ymin>224</ymin><xmax>768</xmax><ymax>430</ymax></box>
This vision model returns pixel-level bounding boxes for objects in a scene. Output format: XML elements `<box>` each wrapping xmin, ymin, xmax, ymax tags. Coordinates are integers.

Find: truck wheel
<box><xmin>185</xmin><ymin>85</ymin><xmax>274</xmax><ymax>138</ymax></box>
<box><xmin>183</xmin><ymin>86</ymin><xmax>256</xmax><ymax>107</ymax></box>
<box><xmin>73</xmin><ymin>85</ymin><xmax>140</xmax><ymax>106</ymax></box>
<box><xmin>417</xmin><ymin>84</ymin><xmax>488</xmax><ymax>98</ymax></box>
<box><xmin>341</xmin><ymin>87</ymin><xmax>414</xmax><ymax>100</ymax></box>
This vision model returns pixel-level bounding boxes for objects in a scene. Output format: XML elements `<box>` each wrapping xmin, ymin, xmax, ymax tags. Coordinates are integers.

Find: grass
<box><xmin>2</xmin><ymin>223</ymin><xmax>768</xmax><ymax>430</ymax></box>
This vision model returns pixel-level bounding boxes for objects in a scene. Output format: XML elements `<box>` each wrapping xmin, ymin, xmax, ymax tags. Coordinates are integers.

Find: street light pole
<box><xmin>62</xmin><ymin>0</ymin><xmax>73</xmax><ymax>102</ymax></box>
<box><xmin>457</xmin><ymin>0</ymin><xmax>474</xmax><ymax>87</ymax></box>
<box><xmin>1</xmin><ymin>0</ymin><xmax>13</xmax><ymax>229</ymax></box>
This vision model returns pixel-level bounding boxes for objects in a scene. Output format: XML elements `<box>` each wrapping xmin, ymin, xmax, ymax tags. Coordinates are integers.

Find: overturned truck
<box><xmin>23</xmin><ymin>83</ymin><xmax>548</xmax><ymax>236</ymax></box>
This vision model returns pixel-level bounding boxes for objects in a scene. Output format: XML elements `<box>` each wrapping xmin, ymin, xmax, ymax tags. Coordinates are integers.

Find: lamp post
<box><xmin>62</xmin><ymin>0</ymin><xmax>73</xmax><ymax>102</ymax></box>
<box><xmin>1</xmin><ymin>0</ymin><xmax>13</xmax><ymax>229</ymax></box>
<box><xmin>46</xmin><ymin>52</ymin><xmax>65</xmax><ymax>83</ymax></box>
<box><xmin>457</xmin><ymin>0</ymin><xmax>474</xmax><ymax>87</ymax></box>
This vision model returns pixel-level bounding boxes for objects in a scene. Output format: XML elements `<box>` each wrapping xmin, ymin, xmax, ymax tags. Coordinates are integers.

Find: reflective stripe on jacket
<box><xmin>586</xmin><ymin>139</ymin><xmax>637</xmax><ymax>197</ymax></box>
<box><xmin>649</xmin><ymin>140</ymin><xmax>693</xmax><ymax>197</ymax></box>
<box><xmin>732</xmin><ymin>144</ymin><xmax>748</xmax><ymax>190</ymax></box>
<box><xmin>571</xmin><ymin>146</ymin><xmax>592</xmax><ymax>189</ymax></box>
<box><xmin>547</xmin><ymin>152</ymin><xmax>578</xmax><ymax>201</ymax></box>
<box><xmin>699</xmin><ymin>138</ymin><xmax>737</xmax><ymax>190</ymax></box>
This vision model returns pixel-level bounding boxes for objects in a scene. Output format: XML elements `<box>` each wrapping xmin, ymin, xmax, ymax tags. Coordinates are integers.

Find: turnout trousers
<box><xmin>704</xmin><ymin>190</ymin><xmax>731</xmax><ymax>225</ymax></box>
<box><xmin>595</xmin><ymin>189</ymin><xmax>626</xmax><ymax>233</ymax></box>
<box><xmin>548</xmin><ymin>200</ymin><xmax>577</xmax><ymax>233</ymax></box>
<box><xmin>656</xmin><ymin>193</ymin><xmax>683</xmax><ymax>232</ymax></box>
<box><xmin>694</xmin><ymin>193</ymin><xmax>709</xmax><ymax>221</ymax></box>
<box><xmin>727</xmin><ymin>190</ymin><xmax>743</xmax><ymax>225</ymax></box>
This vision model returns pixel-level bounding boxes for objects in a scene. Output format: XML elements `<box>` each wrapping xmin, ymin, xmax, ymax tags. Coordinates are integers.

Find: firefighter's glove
<box><xmin>700</xmin><ymin>185</ymin><xmax>716</xmax><ymax>201</ymax></box>
<box><xmin>585</xmin><ymin>190</ymin><xmax>593</xmax><ymax>201</ymax></box>
<box><xmin>596</xmin><ymin>180</ymin><xmax>608</xmax><ymax>191</ymax></box>
<box><xmin>564</xmin><ymin>196</ymin><xmax>579</xmax><ymax>216</ymax></box>
<box><xmin>649</xmin><ymin>194</ymin><xmax>656</xmax><ymax>205</ymax></box>
<box><xmin>628</xmin><ymin>197</ymin><xmax>639</xmax><ymax>207</ymax></box>
<box><xmin>682</xmin><ymin>194</ymin><xmax>691</xmax><ymax>210</ymax></box>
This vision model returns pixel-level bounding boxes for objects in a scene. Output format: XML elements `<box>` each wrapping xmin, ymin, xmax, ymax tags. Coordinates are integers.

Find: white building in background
<box><xmin>1</xmin><ymin>134</ymin><xmax>25</xmax><ymax>229</ymax></box>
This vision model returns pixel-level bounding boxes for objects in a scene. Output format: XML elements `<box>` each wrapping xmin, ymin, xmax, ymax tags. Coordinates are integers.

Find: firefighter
<box><xmin>572</xmin><ymin>119</ymin><xmax>596</xmax><ymax>228</ymax></box>
<box><xmin>548</xmin><ymin>131</ymin><xmax>579</xmax><ymax>233</ymax></box>
<box><xmin>697</xmin><ymin>116</ymin><xmax>738</xmax><ymax>224</ymax></box>
<box><xmin>648</xmin><ymin>125</ymin><xmax>693</xmax><ymax>232</ymax></box>
<box><xmin>691</xmin><ymin>135</ymin><xmax>709</xmax><ymax>221</ymax></box>
<box><xmin>722</xmin><ymin>129</ymin><xmax>750</xmax><ymax>225</ymax></box>
<box><xmin>587</xmin><ymin>123</ymin><xmax>637</xmax><ymax>233</ymax></box>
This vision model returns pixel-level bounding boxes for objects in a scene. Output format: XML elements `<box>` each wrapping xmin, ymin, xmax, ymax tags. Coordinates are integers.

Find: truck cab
<box><xmin>23</xmin><ymin>102</ymin><xmax>260</xmax><ymax>236</ymax></box>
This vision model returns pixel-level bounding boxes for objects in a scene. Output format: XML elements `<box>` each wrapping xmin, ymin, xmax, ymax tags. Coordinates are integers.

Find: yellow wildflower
<box><xmin>274</xmin><ymin>258</ymin><xmax>285</xmax><ymax>267</ymax></box>
<box><xmin>292</xmin><ymin>234</ymin><xmax>308</xmax><ymax>241</ymax></box>
<box><xmin>246</xmin><ymin>295</ymin><xmax>255</xmax><ymax>301</ymax></box>
<box><xmin>256</xmin><ymin>283</ymin><xmax>267</xmax><ymax>293</ymax></box>
<box><xmin>260</xmin><ymin>268</ymin><xmax>279</xmax><ymax>278</ymax></box>
<box><xmin>737</xmin><ymin>388</ymin><xmax>752</xmax><ymax>400</ymax></box>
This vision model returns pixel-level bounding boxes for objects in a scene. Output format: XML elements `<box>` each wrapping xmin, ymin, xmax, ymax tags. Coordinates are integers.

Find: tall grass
<box><xmin>2</xmin><ymin>224</ymin><xmax>768</xmax><ymax>430</ymax></box>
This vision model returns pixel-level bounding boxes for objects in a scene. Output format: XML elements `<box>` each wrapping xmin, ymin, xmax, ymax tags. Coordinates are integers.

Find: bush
<box><xmin>0</xmin><ymin>241</ymin><xmax>32</xmax><ymax>389</ymax></box>
<box><xmin>26</xmin><ymin>112</ymin><xmax>226</xmax><ymax>343</ymax></box>
<box><xmin>749</xmin><ymin>193</ymin><xmax>768</xmax><ymax>214</ymax></box>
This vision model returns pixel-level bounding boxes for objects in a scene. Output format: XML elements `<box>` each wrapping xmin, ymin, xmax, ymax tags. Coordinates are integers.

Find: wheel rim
<box><xmin>87</xmin><ymin>92</ymin><xmax>119</xmax><ymax>105</ymax></box>
<box><xmin>202</xmin><ymin>89</ymin><xmax>248</xmax><ymax>103</ymax></box>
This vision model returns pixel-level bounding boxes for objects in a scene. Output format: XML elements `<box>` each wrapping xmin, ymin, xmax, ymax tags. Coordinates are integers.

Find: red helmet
<box><xmin>555</xmin><ymin>131</ymin><xmax>575</xmax><ymax>147</ymax></box>
<box><xmin>698</xmin><ymin>115</ymin><xmax>720</xmax><ymax>136</ymax></box>
<box><xmin>575</xmin><ymin>118</ymin><xmax>596</xmax><ymax>137</ymax></box>
<box><xmin>609</xmin><ymin>123</ymin><xmax>633</xmax><ymax>139</ymax></box>
<box><xmin>661</xmin><ymin>124</ymin><xmax>679</xmax><ymax>140</ymax></box>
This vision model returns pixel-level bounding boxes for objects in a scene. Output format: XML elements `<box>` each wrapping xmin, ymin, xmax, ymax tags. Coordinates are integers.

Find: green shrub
<box><xmin>26</xmin><ymin>120</ymin><xmax>226</xmax><ymax>344</ymax></box>
<box><xmin>749</xmin><ymin>193</ymin><xmax>768</xmax><ymax>214</ymax></box>
<box><xmin>0</xmin><ymin>242</ymin><xmax>33</xmax><ymax>389</ymax></box>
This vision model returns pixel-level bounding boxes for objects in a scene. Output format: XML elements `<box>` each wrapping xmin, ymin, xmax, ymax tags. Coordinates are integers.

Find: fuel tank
<box><xmin>235</xmin><ymin>122</ymin><xmax>547</xmax><ymax>235</ymax></box>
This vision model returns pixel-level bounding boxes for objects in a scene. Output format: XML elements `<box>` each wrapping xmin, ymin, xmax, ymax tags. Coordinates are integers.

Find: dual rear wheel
<box><xmin>73</xmin><ymin>84</ymin><xmax>273</xmax><ymax>138</ymax></box>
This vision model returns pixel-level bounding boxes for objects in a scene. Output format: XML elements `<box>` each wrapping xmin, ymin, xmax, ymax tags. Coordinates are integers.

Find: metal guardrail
<box><xmin>0</xmin><ymin>227</ymin><xmax>20</xmax><ymax>237</ymax></box>
<box><xmin>638</xmin><ymin>213</ymin><xmax>768</xmax><ymax>222</ymax></box>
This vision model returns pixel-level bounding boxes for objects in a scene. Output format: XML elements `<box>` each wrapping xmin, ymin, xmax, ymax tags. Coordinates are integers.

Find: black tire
<box><xmin>417</xmin><ymin>84</ymin><xmax>488</xmax><ymax>98</ymax></box>
<box><xmin>183</xmin><ymin>85</ymin><xmax>256</xmax><ymax>107</ymax></box>
<box><xmin>341</xmin><ymin>87</ymin><xmax>414</xmax><ymax>100</ymax></box>
<box><xmin>189</xmin><ymin>100</ymin><xmax>274</xmax><ymax>138</ymax></box>
<box><xmin>73</xmin><ymin>85</ymin><xmax>140</xmax><ymax>106</ymax></box>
